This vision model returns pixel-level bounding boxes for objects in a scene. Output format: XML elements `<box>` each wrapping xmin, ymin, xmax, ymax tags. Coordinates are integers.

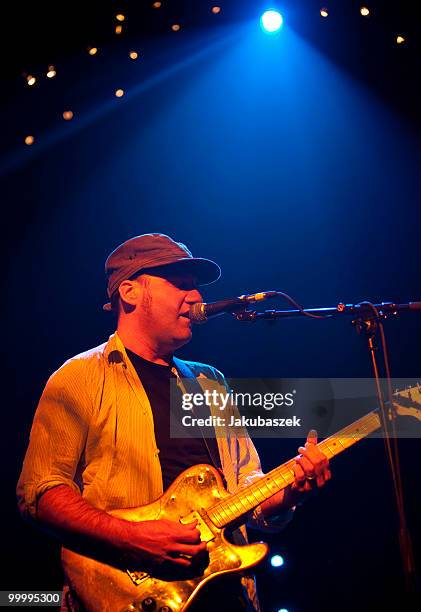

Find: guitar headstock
<box><xmin>393</xmin><ymin>385</ymin><xmax>421</xmax><ymax>422</ymax></box>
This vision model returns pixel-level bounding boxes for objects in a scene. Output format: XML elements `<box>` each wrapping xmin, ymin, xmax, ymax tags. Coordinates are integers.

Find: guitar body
<box><xmin>61</xmin><ymin>386</ymin><xmax>421</xmax><ymax>611</ymax></box>
<box><xmin>62</xmin><ymin>464</ymin><xmax>268</xmax><ymax>612</ymax></box>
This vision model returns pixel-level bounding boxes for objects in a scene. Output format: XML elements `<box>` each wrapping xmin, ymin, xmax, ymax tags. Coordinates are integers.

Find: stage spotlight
<box><xmin>277</xmin><ymin>609</ymin><xmax>289</xmax><ymax>612</ymax></box>
<box><xmin>270</xmin><ymin>554</ymin><xmax>284</xmax><ymax>567</ymax></box>
<box><xmin>260</xmin><ymin>10</ymin><xmax>283</xmax><ymax>34</ymax></box>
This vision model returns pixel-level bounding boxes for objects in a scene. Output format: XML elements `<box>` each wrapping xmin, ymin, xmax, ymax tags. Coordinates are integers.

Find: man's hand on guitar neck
<box><xmin>38</xmin><ymin>485</ymin><xmax>206</xmax><ymax>569</ymax></box>
<box><xmin>291</xmin><ymin>428</ymin><xmax>331</xmax><ymax>496</ymax></box>
<box><xmin>258</xmin><ymin>430</ymin><xmax>331</xmax><ymax>520</ymax></box>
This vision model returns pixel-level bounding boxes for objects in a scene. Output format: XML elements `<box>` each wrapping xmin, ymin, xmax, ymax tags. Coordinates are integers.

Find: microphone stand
<box><xmin>232</xmin><ymin>301</ymin><xmax>421</xmax><ymax>321</ymax></box>
<box><xmin>233</xmin><ymin>299</ymin><xmax>420</xmax><ymax>596</ymax></box>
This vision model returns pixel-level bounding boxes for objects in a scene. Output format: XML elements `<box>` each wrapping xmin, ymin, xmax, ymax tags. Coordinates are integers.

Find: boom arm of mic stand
<box><xmin>232</xmin><ymin>302</ymin><xmax>421</xmax><ymax>322</ymax></box>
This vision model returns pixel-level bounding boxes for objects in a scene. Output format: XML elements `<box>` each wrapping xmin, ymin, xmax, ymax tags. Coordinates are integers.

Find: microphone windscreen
<box><xmin>189</xmin><ymin>303</ymin><xmax>207</xmax><ymax>323</ymax></box>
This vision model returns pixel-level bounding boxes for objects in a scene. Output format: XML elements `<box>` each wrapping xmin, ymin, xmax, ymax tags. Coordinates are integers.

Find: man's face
<box><xmin>132</xmin><ymin>270</ymin><xmax>203</xmax><ymax>352</ymax></box>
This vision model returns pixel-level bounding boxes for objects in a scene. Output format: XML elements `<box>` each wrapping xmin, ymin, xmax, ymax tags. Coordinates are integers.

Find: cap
<box><xmin>103</xmin><ymin>233</ymin><xmax>221</xmax><ymax>311</ymax></box>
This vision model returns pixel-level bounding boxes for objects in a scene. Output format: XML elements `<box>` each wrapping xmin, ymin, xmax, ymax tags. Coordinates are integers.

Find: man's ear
<box><xmin>118</xmin><ymin>279</ymin><xmax>141</xmax><ymax>306</ymax></box>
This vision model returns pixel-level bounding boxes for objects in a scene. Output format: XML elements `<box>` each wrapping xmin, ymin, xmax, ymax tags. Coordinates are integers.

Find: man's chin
<box><xmin>177</xmin><ymin>329</ymin><xmax>193</xmax><ymax>346</ymax></box>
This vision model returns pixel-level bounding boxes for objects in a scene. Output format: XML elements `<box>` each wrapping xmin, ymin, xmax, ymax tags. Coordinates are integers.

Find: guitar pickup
<box><xmin>180</xmin><ymin>510</ymin><xmax>216</xmax><ymax>543</ymax></box>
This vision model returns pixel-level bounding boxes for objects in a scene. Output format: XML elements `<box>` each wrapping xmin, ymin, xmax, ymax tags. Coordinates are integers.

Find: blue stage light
<box><xmin>270</xmin><ymin>554</ymin><xmax>284</xmax><ymax>567</ymax></box>
<box><xmin>260</xmin><ymin>10</ymin><xmax>284</xmax><ymax>33</ymax></box>
<box><xmin>277</xmin><ymin>609</ymin><xmax>289</xmax><ymax>612</ymax></box>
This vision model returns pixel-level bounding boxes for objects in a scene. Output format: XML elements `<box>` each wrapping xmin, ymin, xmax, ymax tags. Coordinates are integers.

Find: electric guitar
<box><xmin>62</xmin><ymin>386</ymin><xmax>421</xmax><ymax>612</ymax></box>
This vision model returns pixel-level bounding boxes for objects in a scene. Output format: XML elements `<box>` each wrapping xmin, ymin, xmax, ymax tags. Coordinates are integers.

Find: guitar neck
<box><xmin>208</xmin><ymin>409</ymin><xmax>381</xmax><ymax>528</ymax></box>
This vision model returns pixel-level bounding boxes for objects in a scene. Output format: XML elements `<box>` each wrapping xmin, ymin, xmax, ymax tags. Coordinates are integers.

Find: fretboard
<box><xmin>207</xmin><ymin>409</ymin><xmax>381</xmax><ymax>528</ymax></box>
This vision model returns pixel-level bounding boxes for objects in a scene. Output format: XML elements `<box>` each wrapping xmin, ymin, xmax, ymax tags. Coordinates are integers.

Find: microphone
<box><xmin>189</xmin><ymin>291</ymin><xmax>279</xmax><ymax>323</ymax></box>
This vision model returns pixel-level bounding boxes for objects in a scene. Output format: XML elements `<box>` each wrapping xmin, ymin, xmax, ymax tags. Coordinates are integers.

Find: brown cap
<box><xmin>103</xmin><ymin>233</ymin><xmax>221</xmax><ymax>311</ymax></box>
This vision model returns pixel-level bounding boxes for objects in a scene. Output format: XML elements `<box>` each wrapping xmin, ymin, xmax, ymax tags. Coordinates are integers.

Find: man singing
<box><xmin>17</xmin><ymin>233</ymin><xmax>330</xmax><ymax>611</ymax></box>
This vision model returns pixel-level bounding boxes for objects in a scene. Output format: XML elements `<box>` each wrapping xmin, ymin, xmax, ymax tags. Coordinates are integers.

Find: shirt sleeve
<box><xmin>16</xmin><ymin>358</ymin><xmax>93</xmax><ymax>521</ymax></box>
<box><xmin>210</xmin><ymin>366</ymin><xmax>294</xmax><ymax>533</ymax></box>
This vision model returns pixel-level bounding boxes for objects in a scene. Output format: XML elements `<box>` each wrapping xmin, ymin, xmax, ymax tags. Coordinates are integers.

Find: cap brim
<box><xmin>161</xmin><ymin>257</ymin><xmax>221</xmax><ymax>286</ymax></box>
<box><xmin>103</xmin><ymin>257</ymin><xmax>221</xmax><ymax>312</ymax></box>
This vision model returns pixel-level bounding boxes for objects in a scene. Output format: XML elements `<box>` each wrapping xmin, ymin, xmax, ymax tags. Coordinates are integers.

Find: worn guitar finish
<box><xmin>62</xmin><ymin>464</ymin><xmax>268</xmax><ymax>612</ymax></box>
<box><xmin>62</xmin><ymin>386</ymin><xmax>421</xmax><ymax>612</ymax></box>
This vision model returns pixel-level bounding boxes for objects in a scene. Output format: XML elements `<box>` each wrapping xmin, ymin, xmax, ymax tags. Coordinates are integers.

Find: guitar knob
<box><xmin>141</xmin><ymin>598</ymin><xmax>156</xmax><ymax>611</ymax></box>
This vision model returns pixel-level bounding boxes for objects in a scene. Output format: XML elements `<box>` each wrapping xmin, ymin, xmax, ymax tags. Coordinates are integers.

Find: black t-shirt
<box><xmin>126</xmin><ymin>348</ymin><xmax>216</xmax><ymax>490</ymax></box>
<box><xmin>125</xmin><ymin>349</ymin><xmax>252</xmax><ymax>611</ymax></box>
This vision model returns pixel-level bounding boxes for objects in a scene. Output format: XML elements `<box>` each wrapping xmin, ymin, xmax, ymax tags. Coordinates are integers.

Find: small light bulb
<box><xmin>24</xmin><ymin>135</ymin><xmax>35</xmax><ymax>145</ymax></box>
<box><xmin>88</xmin><ymin>47</ymin><xmax>98</xmax><ymax>55</ymax></box>
<box><xmin>27</xmin><ymin>75</ymin><xmax>36</xmax><ymax>86</ymax></box>
<box><xmin>211</xmin><ymin>6</ymin><xmax>221</xmax><ymax>14</ymax></box>
<box><xmin>270</xmin><ymin>554</ymin><xmax>284</xmax><ymax>567</ymax></box>
<box><xmin>62</xmin><ymin>110</ymin><xmax>74</xmax><ymax>120</ymax></box>
<box><xmin>360</xmin><ymin>7</ymin><xmax>370</xmax><ymax>16</ymax></box>
<box><xmin>171</xmin><ymin>24</ymin><xmax>181</xmax><ymax>31</ymax></box>
<box><xmin>129</xmin><ymin>51</ymin><xmax>138</xmax><ymax>60</ymax></box>
<box><xmin>115</xmin><ymin>89</ymin><xmax>124</xmax><ymax>97</ymax></box>
<box><xmin>46</xmin><ymin>65</ymin><xmax>56</xmax><ymax>78</ymax></box>
<box><xmin>115</xmin><ymin>25</ymin><xmax>123</xmax><ymax>34</ymax></box>
<box><xmin>153</xmin><ymin>2</ymin><xmax>162</xmax><ymax>8</ymax></box>
<box><xmin>116</xmin><ymin>14</ymin><xmax>125</xmax><ymax>22</ymax></box>
<box><xmin>396</xmin><ymin>35</ymin><xmax>405</xmax><ymax>44</ymax></box>
<box><xmin>320</xmin><ymin>8</ymin><xmax>329</xmax><ymax>18</ymax></box>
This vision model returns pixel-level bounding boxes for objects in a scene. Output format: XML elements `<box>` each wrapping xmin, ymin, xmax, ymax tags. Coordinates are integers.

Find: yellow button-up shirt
<box><xmin>17</xmin><ymin>332</ymin><xmax>292</xmax><ymax>610</ymax></box>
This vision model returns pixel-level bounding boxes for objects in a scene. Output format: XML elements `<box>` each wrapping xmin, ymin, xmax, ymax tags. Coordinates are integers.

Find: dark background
<box><xmin>2</xmin><ymin>1</ymin><xmax>420</xmax><ymax>611</ymax></box>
